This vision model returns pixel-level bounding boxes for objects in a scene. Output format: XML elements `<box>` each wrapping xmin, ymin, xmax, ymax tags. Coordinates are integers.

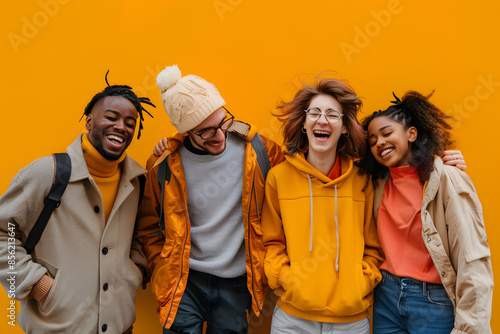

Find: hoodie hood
<box><xmin>283</xmin><ymin>147</ymin><xmax>354</xmax><ymax>186</ymax></box>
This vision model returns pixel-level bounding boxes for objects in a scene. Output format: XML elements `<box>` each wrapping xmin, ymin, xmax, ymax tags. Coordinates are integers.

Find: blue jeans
<box><xmin>163</xmin><ymin>269</ymin><xmax>252</xmax><ymax>334</ymax></box>
<box><xmin>373</xmin><ymin>270</ymin><xmax>454</xmax><ymax>334</ymax></box>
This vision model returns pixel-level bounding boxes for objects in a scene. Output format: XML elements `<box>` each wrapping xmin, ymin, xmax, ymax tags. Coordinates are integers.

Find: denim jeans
<box><xmin>373</xmin><ymin>270</ymin><xmax>454</xmax><ymax>334</ymax></box>
<box><xmin>163</xmin><ymin>269</ymin><xmax>252</xmax><ymax>334</ymax></box>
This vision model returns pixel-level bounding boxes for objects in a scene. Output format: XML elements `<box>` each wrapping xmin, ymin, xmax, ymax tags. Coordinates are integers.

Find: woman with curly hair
<box><xmin>362</xmin><ymin>91</ymin><xmax>493</xmax><ymax>333</ymax></box>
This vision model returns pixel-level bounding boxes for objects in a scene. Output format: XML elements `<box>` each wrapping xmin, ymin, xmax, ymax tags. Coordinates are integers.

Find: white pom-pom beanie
<box><xmin>156</xmin><ymin>65</ymin><xmax>226</xmax><ymax>133</ymax></box>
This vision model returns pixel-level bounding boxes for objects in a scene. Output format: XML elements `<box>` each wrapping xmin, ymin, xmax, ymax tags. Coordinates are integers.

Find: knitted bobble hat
<box><xmin>156</xmin><ymin>65</ymin><xmax>226</xmax><ymax>133</ymax></box>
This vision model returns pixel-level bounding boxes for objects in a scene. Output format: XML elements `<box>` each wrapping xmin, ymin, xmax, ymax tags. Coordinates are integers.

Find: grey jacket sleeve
<box><xmin>0</xmin><ymin>159</ymin><xmax>52</xmax><ymax>300</ymax></box>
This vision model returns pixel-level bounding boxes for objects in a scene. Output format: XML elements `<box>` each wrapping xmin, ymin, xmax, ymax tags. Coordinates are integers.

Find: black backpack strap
<box><xmin>250</xmin><ymin>133</ymin><xmax>271</xmax><ymax>180</ymax></box>
<box><xmin>138</xmin><ymin>174</ymin><xmax>146</xmax><ymax>206</ymax></box>
<box><xmin>25</xmin><ymin>153</ymin><xmax>71</xmax><ymax>254</ymax></box>
<box><xmin>157</xmin><ymin>157</ymin><xmax>171</xmax><ymax>233</ymax></box>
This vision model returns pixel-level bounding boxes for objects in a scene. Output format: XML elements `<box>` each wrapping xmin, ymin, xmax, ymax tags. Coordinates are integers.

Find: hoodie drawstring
<box><xmin>307</xmin><ymin>174</ymin><xmax>313</xmax><ymax>252</ymax></box>
<box><xmin>307</xmin><ymin>174</ymin><xmax>340</xmax><ymax>274</ymax></box>
<box><xmin>334</xmin><ymin>184</ymin><xmax>339</xmax><ymax>273</ymax></box>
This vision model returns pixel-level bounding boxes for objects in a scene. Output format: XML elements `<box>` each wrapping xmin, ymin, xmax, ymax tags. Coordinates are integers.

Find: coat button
<box><xmin>102</xmin><ymin>324</ymin><xmax>107</xmax><ymax>332</ymax></box>
<box><xmin>94</xmin><ymin>205</ymin><xmax>100</xmax><ymax>213</ymax></box>
<box><xmin>102</xmin><ymin>247</ymin><xmax>108</xmax><ymax>255</ymax></box>
<box><xmin>103</xmin><ymin>283</ymin><xmax>109</xmax><ymax>291</ymax></box>
<box><xmin>441</xmin><ymin>271</ymin><xmax>446</xmax><ymax>277</ymax></box>
<box><xmin>427</xmin><ymin>237</ymin><xmax>431</xmax><ymax>242</ymax></box>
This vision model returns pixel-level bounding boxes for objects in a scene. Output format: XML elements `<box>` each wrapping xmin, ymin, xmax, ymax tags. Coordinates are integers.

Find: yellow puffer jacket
<box><xmin>136</xmin><ymin>121</ymin><xmax>284</xmax><ymax>329</ymax></box>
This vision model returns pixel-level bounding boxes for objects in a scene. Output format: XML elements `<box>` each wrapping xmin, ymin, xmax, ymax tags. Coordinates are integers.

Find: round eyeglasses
<box><xmin>191</xmin><ymin>108</ymin><xmax>234</xmax><ymax>140</ymax></box>
<box><xmin>304</xmin><ymin>108</ymin><xmax>343</xmax><ymax>123</ymax></box>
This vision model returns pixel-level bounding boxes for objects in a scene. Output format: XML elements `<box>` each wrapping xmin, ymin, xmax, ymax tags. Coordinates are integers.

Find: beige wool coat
<box><xmin>0</xmin><ymin>134</ymin><xmax>148</xmax><ymax>334</ymax></box>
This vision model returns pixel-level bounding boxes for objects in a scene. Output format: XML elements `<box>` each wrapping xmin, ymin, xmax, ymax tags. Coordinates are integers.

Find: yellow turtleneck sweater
<box><xmin>82</xmin><ymin>134</ymin><xmax>125</xmax><ymax>223</ymax></box>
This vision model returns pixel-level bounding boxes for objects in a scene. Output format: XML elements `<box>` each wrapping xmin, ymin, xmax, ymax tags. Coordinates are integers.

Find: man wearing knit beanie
<box><xmin>0</xmin><ymin>80</ymin><xmax>154</xmax><ymax>333</ymax></box>
<box><xmin>136</xmin><ymin>65</ymin><xmax>284</xmax><ymax>333</ymax></box>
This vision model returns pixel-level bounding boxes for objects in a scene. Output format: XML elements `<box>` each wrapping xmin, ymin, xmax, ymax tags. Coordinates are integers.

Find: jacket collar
<box><xmin>422</xmin><ymin>156</ymin><xmax>443</xmax><ymax>209</ymax></box>
<box><xmin>282</xmin><ymin>147</ymin><xmax>353</xmax><ymax>186</ymax></box>
<box><xmin>152</xmin><ymin>120</ymin><xmax>257</xmax><ymax>169</ymax></box>
<box><xmin>67</xmin><ymin>134</ymin><xmax>146</xmax><ymax>184</ymax></box>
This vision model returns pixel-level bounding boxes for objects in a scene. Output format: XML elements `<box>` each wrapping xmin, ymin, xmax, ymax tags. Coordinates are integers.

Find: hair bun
<box><xmin>156</xmin><ymin>65</ymin><xmax>182</xmax><ymax>92</ymax></box>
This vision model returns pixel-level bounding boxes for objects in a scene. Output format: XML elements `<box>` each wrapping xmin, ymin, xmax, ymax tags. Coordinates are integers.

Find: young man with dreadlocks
<box><xmin>0</xmin><ymin>76</ymin><xmax>154</xmax><ymax>334</ymax></box>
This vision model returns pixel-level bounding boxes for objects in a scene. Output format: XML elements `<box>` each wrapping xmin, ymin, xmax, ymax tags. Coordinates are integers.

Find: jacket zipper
<box><xmin>247</xmin><ymin>168</ymin><xmax>262</xmax><ymax>314</ymax></box>
<box><xmin>164</xmin><ymin>165</ymin><xmax>189</xmax><ymax>328</ymax></box>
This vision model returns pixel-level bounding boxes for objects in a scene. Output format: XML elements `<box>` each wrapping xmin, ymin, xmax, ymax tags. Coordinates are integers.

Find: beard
<box><xmin>94</xmin><ymin>142</ymin><xmax>123</xmax><ymax>161</ymax></box>
<box><xmin>88</xmin><ymin>131</ymin><xmax>127</xmax><ymax>161</ymax></box>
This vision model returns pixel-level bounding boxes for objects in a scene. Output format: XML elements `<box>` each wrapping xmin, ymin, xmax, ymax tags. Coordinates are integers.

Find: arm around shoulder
<box><xmin>261</xmin><ymin>135</ymin><xmax>285</xmax><ymax>167</ymax></box>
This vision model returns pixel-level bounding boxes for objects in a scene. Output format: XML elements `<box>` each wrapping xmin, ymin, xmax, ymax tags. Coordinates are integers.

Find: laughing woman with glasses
<box><xmin>261</xmin><ymin>76</ymin><xmax>384</xmax><ymax>334</ymax></box>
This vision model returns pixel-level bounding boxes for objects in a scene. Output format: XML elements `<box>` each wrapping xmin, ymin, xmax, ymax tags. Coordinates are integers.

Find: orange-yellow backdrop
<box><xmin>1</xmin><ymin>0</ymin><xmax>499</xmax><ymax>333</ymax></box>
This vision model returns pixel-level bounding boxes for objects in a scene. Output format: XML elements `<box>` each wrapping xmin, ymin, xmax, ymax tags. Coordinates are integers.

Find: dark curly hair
<box><xmin>81</xmin><ymin>71</ymin><xmax>155</xmax><ymax>139</ymax></box>
<box><xmin>359</xmin><ymin>91</ymin><xmax>454</xmax><ymax>184</ymax></box>
<box><xmin>276</xmin><ymin>76</ymin><xmax>365</xmax><ymax>160</ymax></box>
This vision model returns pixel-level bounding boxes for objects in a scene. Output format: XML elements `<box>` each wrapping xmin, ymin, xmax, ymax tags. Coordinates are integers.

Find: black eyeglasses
<box><xmin>190</xmin><ymin>107</ymin><xmax>234</xmax><ymax>140</ymax></box>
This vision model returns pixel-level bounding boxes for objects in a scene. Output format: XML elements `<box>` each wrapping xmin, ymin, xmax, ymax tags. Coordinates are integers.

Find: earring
<box><xmin>301</xmin><ymin>127</ymin><xmax>307</xmax><ymax>133</ymax></box>
<box><xmin>343</xmin><ymin>132</ymin><xmax>349</xmax><ymax>137</ymax></box>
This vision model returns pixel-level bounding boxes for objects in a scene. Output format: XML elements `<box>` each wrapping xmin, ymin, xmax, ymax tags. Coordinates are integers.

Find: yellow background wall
<box><xmin>1</xmin><ymin>0</ymin><xmax>499</xmax><ymax>332</ymax></box>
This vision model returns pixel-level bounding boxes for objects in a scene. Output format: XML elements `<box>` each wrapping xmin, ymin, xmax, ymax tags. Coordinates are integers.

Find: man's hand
<box><xmin>441</xmin><ymin>150</ymin><xmax>467</xmax><ymax>171</ymax></box>
<box><xmin>40</xmin><ymin>288</ymin><xmax>51</xmax><ymax>306</ymax></box>
<box><xmin>30</xmin><ymin>274</ymin><xmax>54</xmax><ymax>306</ymax></box>
<box><xmin>153</xmin><ymin>137</ymin><xmax>168</xmax><ymax>157</ymax></box>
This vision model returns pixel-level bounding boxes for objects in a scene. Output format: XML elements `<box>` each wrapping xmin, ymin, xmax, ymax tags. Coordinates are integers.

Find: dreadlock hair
<box><xmin>276</xmin><ymin>76</ymin><xmax>365</xmax><ymax>160</ymax></box>
<box><xmin>359</xmin><ymin>90</ymin><xmax>454</xmax><ymax>184</ymax></box>
<box><xmin>81</xmin><ymin>71</ymin><xmax>155</xmax><ymax>139</ymax></box>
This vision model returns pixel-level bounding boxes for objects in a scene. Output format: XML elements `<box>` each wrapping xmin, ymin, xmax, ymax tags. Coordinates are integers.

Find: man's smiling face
<box><xmin>85</xmin><ymin>96</ymin><xmax>138</xmax><ymax>160</ymax></box>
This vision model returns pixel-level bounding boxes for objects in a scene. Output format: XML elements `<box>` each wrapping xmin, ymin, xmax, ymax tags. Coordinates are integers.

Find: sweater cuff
<box><xmin>29</xmin><ymin>274</ymin><xmax>54</xmax><ymax>301</ymax></box>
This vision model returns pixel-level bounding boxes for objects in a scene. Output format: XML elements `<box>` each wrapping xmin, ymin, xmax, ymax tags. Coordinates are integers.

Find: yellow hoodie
<box><xmin>261</xmin><ymin>150</ymin><xmax>383</xmax><ymax>323</ymax></box>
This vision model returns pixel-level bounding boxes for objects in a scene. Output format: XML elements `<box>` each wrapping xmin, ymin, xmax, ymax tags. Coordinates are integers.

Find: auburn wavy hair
<box><xmin>276</xmin><ymin>77</ymin><xmax>365</xmax><ymax>160</ymax></box>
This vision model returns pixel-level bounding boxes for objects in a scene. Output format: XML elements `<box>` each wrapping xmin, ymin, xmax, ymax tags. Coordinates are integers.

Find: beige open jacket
<box><xmin>373</xmin><ymin>157</ymin><xmax>493</xmax><ymax>334</ymax></box>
